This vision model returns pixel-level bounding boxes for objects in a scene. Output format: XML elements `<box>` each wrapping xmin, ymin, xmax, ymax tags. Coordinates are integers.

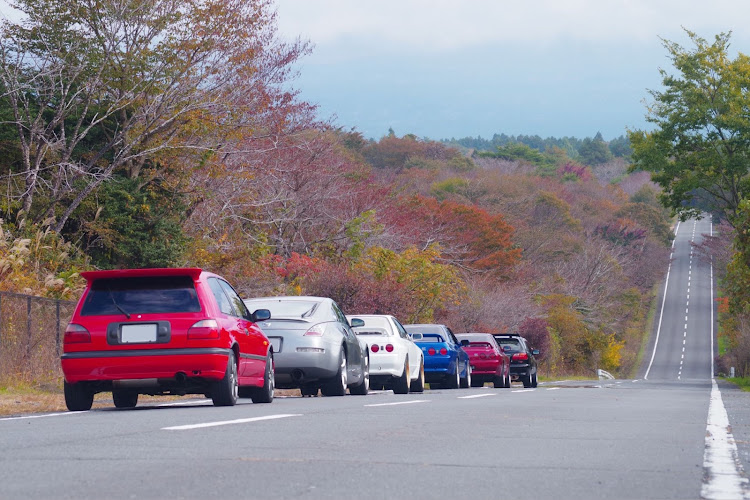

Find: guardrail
<box><xmin>0</xmin><ymin>291</ymin><xmax>77</xmax><ymax>382</ymax></box>
<box><xmin>597</xmin><ymin>369</ymin><xmax>615</xmax><ymax>380</ymax></box>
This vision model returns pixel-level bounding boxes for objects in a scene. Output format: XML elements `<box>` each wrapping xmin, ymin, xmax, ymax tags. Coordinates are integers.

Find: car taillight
<box><xmin>188</xmin><ymin>319</ymin><xmax>220</xmax><ymax>339</ymax></box>
<box><xmin>385</xmin><ymin>344</ymin><xmax>394</xmax><ymax>352</ymax></box>
<box><xmin>371</xmin><ymin>344</ymin><xmax>380</xmax><ymax>353</ymax></box>
<box><xmin>64</xmin><ymin>324</ymin><xmax>91</xmax><ymax>344</ymax></box>
<box><xmin>479</xmin><ymin>353</ymin><xmax>488</xmax><ymax>359</ymax></box>
<box><xmin>439</xmin><ymin>348</ymin><xmax>448</xmax><ymax>355</ymax></box>
<box><xmin>428</xmin><ymin>348</ymin><xmax>436</xmax><ymax>355</ymax></box>
<box><xmin>303</xmin><ymin>324</ymin><xmax>326</xmax><ymax>336</ymax></box>
<box><xmin>513</xmin><ymin>352</ymin><xmax>529</xmax><ymax>361</ymax></box>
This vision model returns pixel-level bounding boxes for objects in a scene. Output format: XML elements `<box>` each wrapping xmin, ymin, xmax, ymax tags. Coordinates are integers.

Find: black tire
<box><xmin>349</xmin><ymin>354</ymin><xmax>370</xmax><ymax>395</ymax></box>
<box><xmin>211</xmin><ymin>351</ymin><xmax>238</xmax><ymax>406</ymax></box>
<box><xmin>522</xmin><ymin>373</ymin><xmax>533</xmax><ymax>388</ymax></box>
<box><xmin>300</xmin><ymin>385</ymin><xmax>319</xmax><ymax>397</ymax></box>
<box><xmin>250</xmin><ymin>352</ymin><xmax>275</xmax><ymax>403</ymax></box>
<box><xmin>409</xmin><ymin>359</ymin><xmax>425</xmax><ymax>393</ymax></box>
<box><xmin>446</xmin><ymin>361</ymin><xmax>460</xmax><ymax>389</ymax></box>
<box><xmin>321</xmin><ymin>349</ymin><xmax>347</xmax><ymax>396</ymax></box>
<box><xmin>504</xmin><ymin>370</ymin><xmax>511</xmax><ymax>388</ymax></box>
<box><xmin>393</xmin><ymin>360</ymin><xmax>410</xmax><ymax>394</ymax></box>
<box><xmin>112</xmin><ymin>389</ymin><xmax>138</xmax><ymax>408</ymax></box>
<box><xmin>493</xmin><ymin>375</ymin><xmax>504</xmax><ymax>388</ymax></box>
<box><xmin>531</xmin><ymin>372</ymin><xmax>538</xmax><ymax>388</ymax></box>
<box><xmin>64</xmin><ymin>381</ymin><xmax>93</xmax><ymax>411</ymax></box>
<box><xmin>460</xmin><ymin>363</ymin><xmax>471</xmax><ymax>389</ymax></box>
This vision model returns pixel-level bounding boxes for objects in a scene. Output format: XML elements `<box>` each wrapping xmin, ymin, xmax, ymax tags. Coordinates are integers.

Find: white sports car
<box><xmin>346</xmin><ymin>314</ymin><xmax>425</xmax><ymax>394</ymax></box>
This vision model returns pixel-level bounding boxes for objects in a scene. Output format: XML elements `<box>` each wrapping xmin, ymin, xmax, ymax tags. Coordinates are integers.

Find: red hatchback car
<box><xmin>61</xmin><ymin>268</ymin><xmax>274</xmax><ymax>410</ymax></box>
<box><xmin>455</xmin><ymin>333</ymin><xmax>511</xmax><ymax>388</ymax></box>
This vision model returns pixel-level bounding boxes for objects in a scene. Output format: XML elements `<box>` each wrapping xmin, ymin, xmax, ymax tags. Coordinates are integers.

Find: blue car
<box><xmin>404</xmin><ymin>324</ymin><xmax>471</xmax><ymax>389</ymax></box>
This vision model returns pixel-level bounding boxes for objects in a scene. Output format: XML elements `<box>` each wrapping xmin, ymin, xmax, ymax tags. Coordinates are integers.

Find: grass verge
<box><xmin>721</xmin><ymin>377</ymin><xmax>750</xmax><ymax>391</ymax></box>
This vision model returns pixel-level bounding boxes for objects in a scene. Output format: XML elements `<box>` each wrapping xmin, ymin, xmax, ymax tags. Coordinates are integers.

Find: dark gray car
<box><xmin>243</xmin><ymin>296</ymin><xmax>369</xmax><ymax>396</ymax></box>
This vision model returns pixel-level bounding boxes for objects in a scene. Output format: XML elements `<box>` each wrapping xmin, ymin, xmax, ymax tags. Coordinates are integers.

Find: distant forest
<box><xmin>443</xmin><ymin>132</ymin><xmax>631</xmax><ymax>166</ymax></box>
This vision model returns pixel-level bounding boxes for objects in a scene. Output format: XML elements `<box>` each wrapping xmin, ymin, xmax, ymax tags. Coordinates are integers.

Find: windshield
<box><xmin>244</xmin><ymin>299</ymin><xmax>320</xmax><ymax>318</ymax></box>
<box><xmin>81</xmin><ymin>276</ymin><xmax>201</xmax><ymax>316</ymax></box>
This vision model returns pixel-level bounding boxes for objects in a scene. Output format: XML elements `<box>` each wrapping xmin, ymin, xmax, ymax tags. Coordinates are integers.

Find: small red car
<box><xmin>455</xmin><ymin>333</ymin><xmax>511</xmax><ymax>388</ymax></box>
<box><xmin>61</xmin><ymin>268</ymin><xmax>274</xmax><ymax>410</ymax></box>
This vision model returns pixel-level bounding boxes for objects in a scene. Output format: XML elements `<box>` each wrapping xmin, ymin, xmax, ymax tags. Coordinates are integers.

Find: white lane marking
<box><xmin>365</xmin><ymin>400</ymin><xmax>429</xmax><ymax>407</ymax></box>
<box><xmin>458</xmin><ymin>394</ymin><xmax>496</xmax><ymax>399</ymax></box>
<box><xmin>0</xmin><ymin>411</ymin><xmax>85</xmax><ymax>421</ymax></box>
<box><xmin>512</xmin><ymin>389</ymin><xmax>536</xmax><ymax>393</ymax></box>
<box><xmin>701</xmin><ymin>379</ymin><xmax>750</xmax><ymax>499</ymax></box>
<box><xmin>163</xmin><ymin>413</ymin><xmax>302</xmax><ymax>430</ymax></box>
<box><xmin>156</xmin><ymin>399</ymin><xmax>211</xmax><ymax>407</ymax></box>
<box><xmin>546</xmin><ymin>387</ymin><xmax>561</xmax><ymax>390</ymax></box>
<box><xmin>646</xmin><ymin>225</ymin><xmax>678</xmax><ymax>380</ymax></box>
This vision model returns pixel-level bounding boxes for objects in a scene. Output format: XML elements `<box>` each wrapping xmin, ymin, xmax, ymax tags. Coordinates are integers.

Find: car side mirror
<box><xmin>349</xmin><ymin>318</ymin><xmax>365</xmax><ymax>328</ymax></box>
<box><xmin>532</xmin><ymin>349</ymin><xmax>540</xmax><ymax>355</ymax></box>
<box><xmin>409</xmin><ymin>333</ymin><xmax>423</xmax><ymax>341</ymax></box>
<box><xmin>251</xmin><ymin>309</ymin><xmax>271</xmax><ymax>322</ymax></box>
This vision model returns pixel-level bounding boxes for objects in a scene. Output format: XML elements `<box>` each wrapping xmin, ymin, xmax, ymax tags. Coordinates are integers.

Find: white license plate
<box><xmin>121</xmin><ymin>324</ymin><xmax>158</xmax><ymax>343</ymax></box>
<box><xmin>269</xmin><ymin>337</ymin><xmax>282</xmax><ymax>353</ymax></box>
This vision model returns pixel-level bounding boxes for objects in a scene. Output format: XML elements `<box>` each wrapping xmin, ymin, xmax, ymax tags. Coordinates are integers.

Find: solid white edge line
<box><xmin>711</xmin><ymin>218</ymin><xmax>715</xmax><ymax>379</ymax></box>
<box><xmin>458</xmin><ymin>394</ymin><xmax>496</xmax><ymax>399</ymax></box>
<box><xmin>646</xmin><ymin>221</ymin><xmax>679</xmax><ymax>379</ymax></box>
<box><xmin>364</xmin><ymin>400</ymin><xmax>429</xmax><ymax>407</ymax></box>
<box><xmin>0</xmin><ymin>411</ymin><xmax>85</xmax><ymax>421</ymax></box>
<box><xmin>162</xmin><ymin>413</ymin><xmax>302</xmax><ymax>431</ymax></box>
<box><xmin>701</xmin><ymin>379</ymin><xmax>749</xmax><ymax>499</ymax></box>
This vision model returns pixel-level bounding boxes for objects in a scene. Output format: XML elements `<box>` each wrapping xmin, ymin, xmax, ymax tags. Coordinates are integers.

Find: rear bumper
<box><xmin>510</xmin><ymin>363</ymin><xmax>533</xmax><ymax>378</ymax></box>
<box><xmin>61</xmin><ymin>348</ymin><xmax>231</xmax><ymax>383</ymax></box>
<box><xmin>368</xmin><ymin>351</ymin><xmax>404</xmax><ymax>377</ymax></box>
<box><xmin>273</xmin><ymin>346</ymin><xmax>342</xmax><ymax>386</ymax></box>
<box><xmin>468</xmin><ymin>359</ymin><xmax>500</xmax><ymax>375</ymax></box>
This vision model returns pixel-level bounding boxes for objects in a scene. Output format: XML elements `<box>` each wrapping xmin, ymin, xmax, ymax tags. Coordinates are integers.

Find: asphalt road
<box><xmin>1</xmin><ymin>217</ymin><xmax>749</xmax><ymax>500</ymax></box>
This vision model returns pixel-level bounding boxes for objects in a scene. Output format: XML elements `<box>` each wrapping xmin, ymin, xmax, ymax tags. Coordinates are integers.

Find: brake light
<box><xmin>303</xmin><ymin>324</ymin><xmax>326</xmax><ymax>336</ymax></box>
<box><xmin>371</xmin><ymin>344</ymin><xmax>380</xmax><ymax>353</ymax></box>
<box><xmin>188</xmin><ymin>319</ymin><xmax>220</xmax><ymax>339</ymax></box>
<box><xmin>439</xmin><ymin>348</ymin><xmax>448</xmax><ymax>355</ymax></box>
<box><xmin>513</xmin><ymin>352</ymin><xmax>529</xmax><ymax>361</ymax></box>
<box><xmin>64</xmin><ymin>324</ymin><xmax>91</xmax><ymax>344</ymax></box>
<box><xmin>428</xmin><ymin>348</ymin><xmax>436</xmax><ymax>355</ymax></box>
<box><xmin>385</xmin><ymin>344</ymin><xmax>394</xmax><ymax>352</ymax></box>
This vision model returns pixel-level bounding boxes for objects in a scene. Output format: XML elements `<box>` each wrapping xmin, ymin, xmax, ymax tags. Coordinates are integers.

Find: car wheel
<box><xmin>112</xmin><ymin>389</ymin><xmax>138</xmax><ymax>409</ymax></box>
<box><xmin>446</xmin><ymin>362</ymin><xmax>460</xmax><ymax>389</ymax></box>
<box><xmin>531</xmin><ymin>372</ymin><xmax>538</xmax><ymax>388</ymax></box>
<box><xmin>409</xmin><ymin>359</ymin><xmax>425</xmax><ymax>393</ymax></box>
<box><xmin>393</xmin><ymin>360</ymin><xmax>410</xmax><ymax>394</ymax></box>
<box><xmin>321</xmin><ymin>349</ymin><xmax>347</xmax><ymax>396</ymax></box>
<box><xmin>300</xmin><ymin>385</ymin><xmax>319</xmax><ymax>397</ymax></box>
<box><xmin>64</xmin><ymin>381</ymin><xmax>93</xmax><ymax>411</ymax></box>
<box><xmin>460</xmin><ymin>362</ymin><xmax>471</xmax><ymax>389</ymax></box>
<box><xmin>522</xmin><ymin>373</ymin><xmax>533</xmax><ymax>388</ymax></box>
<box><xmin>251</xmin><ymin>352</ymin><xmax>275</xmax><ymax>403</ymax></box>
<box><xmin>211</xmin><ymin>351</ymin><xmax>238</xmax><ymax>406</ymax></box>
<box><xmin>493</xmin><ymin>374</ymin><xmax>505</xmax><ymax>388</ymax></box>
<box><xmin>349</xmin><ymin>354</ymin><xmax>370</xmax><ymax>395</ymax></box>
<box><xmin>504</xmin><ymin>369</ymin><xmax>511</xmax><ymax>388</ymax></box>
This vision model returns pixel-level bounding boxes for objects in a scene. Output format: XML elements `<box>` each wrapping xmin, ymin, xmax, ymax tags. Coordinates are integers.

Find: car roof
<box><xmin>456</xmin><ymin>333</ymin><xmax>496</xmax><ymax>341</ymax></box>
<box><xmin>80</xmin><ymin>268</ymin><xmax>204</xmax><ymax>282</ymax></box>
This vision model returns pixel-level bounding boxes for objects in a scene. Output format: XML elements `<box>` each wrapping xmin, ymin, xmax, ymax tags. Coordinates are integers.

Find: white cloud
<box><xmin>275</xmin><ymin>0</ymin><xmax>750</xmax><ymax>51</ymax></box>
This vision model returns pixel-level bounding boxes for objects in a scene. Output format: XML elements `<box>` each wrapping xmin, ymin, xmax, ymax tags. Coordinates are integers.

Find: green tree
<box><xmin>628</xmin><ymin>31</ymin><xmax>750</xmax><ymax>226</ymax></box>
<box><xmin>578</xmin><ymin>132</ymin><xmax>612</xmax><ymax>165</ymax></box>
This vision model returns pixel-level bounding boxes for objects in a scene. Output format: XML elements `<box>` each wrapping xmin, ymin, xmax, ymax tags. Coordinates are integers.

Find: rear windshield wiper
<box><xmin>108</xmin><ymin>288</ymin><xmax>131</xmax><ymax>319</ymax></box>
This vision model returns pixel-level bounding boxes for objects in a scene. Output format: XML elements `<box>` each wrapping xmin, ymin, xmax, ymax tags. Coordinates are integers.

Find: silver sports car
<box><xmin>243</xmin><ymin>296</ymin><xmax>369</xmax><ymax>396</ymax></box>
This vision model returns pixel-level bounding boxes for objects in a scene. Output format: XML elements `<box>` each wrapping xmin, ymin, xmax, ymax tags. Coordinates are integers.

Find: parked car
<box><xmin>492</xmin><ymin>334</ymin><xmax>539</xmax><ymax>387</ymax></box>
<box><xmin>455</xmin><ymin>333</ymin><xmax>510</xmax><ymax>388</ymax></box>
<box><xmin>347</xmin><ymin>314</ymin><xmax>425</xmax><ymax>394</ymax></box>
<box><xmin>403</xmin><ymin>324</ymin><xmax>470</xmax><ymax>389</ymax></box>
<box><xmin>243</xmin><ymin>296</ymin><xmax>369</xmax><ymax>396</ymax></box>
<box><xmin>61</xmin><ymin>268</ymin><xmax>275</xmax><ymax>411</ymax></box>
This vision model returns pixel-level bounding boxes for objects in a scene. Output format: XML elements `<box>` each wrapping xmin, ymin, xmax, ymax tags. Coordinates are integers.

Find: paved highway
<box><xmin>1</xmin><ymin>217</ymin><xmax>748</xmax><ymax>500</ymax></box>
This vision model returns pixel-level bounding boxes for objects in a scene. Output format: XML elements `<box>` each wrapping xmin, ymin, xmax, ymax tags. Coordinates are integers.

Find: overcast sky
<box><xmin>275</xmin><ymin>0</ymin><xmax>750</xmax><ymax>141</ymax></box>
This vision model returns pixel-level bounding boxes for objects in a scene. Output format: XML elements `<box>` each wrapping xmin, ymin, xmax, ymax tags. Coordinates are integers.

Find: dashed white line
<box><xmin>512</xmin><ymin>389</ymin><xmax>536</xmax><ymax>393</ymax></box>
<box><xmin>162</xmin><ymin>413</ymin><xmax>302</xmax><ymax>431</ymax></box>
<box><xmin>546</xmin><ymin>387</ymin><xmax>561</xmax><ymax>391</ymax></box>
<box><xmin>0</xmin><ymin>411</ymin><xmax>85</xmax><ymax>421</ymax></box>
<box><xmin>365</xmin><ymin>400</ymin><xmax>429</xmax><ymax>407</ymax></box>
<box><xmin>458</xmin><ymin>394</ymin><xmax>497</xmax><ymax>399</ymax></box>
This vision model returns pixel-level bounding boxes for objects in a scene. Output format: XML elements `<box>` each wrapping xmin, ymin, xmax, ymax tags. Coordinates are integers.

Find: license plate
<box><xmin>121</xmin><ymin>324</ymin><xmax>158</xmax><ymax>343</ymax></box>
<box><xmin>269</xmin><ymin>337</ymin><xmax>282</xmax><ymax>353</ymax></box>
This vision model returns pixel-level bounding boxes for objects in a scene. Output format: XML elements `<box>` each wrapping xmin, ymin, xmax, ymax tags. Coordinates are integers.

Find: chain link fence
<box><xmin>0</xmin><ymin>291</ymin><xmax>77</xmax><ymax>383</ymax></box>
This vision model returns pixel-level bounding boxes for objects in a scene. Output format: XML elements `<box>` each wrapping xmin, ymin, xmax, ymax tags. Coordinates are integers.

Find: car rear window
<box><xmin>414</xmin><ymin>333</ymin><xmax>445</xmax><ymax>343</ymax></box>
<box><xmin>495</xmin><ymin>338</ymin><xmax>521</xmax><ymax>352</ymax></box>
<box><xmin>80</xmin><ymin>276</ymin><xmax>201</xmax><ymax>316</ymax></box>
<box><xmin>353</xmin><ymin>327</ymin><xmax>389</xmax><ymax>336</ymax></box>
<box><xmin>245</xmin><ymin>299</ymin><xmax>320</xmax><ymax>318</ymax></box>
<box><xmin>467</xmin><ymin>342</ymin><xmax>493</xmax><ymax>349</ymax></box>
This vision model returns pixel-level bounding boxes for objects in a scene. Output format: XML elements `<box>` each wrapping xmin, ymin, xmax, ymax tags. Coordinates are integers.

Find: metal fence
<box><xmin>0</xmin><ymin>291</ymin><xmax>77</xmax><ymax>382</ymax></box>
